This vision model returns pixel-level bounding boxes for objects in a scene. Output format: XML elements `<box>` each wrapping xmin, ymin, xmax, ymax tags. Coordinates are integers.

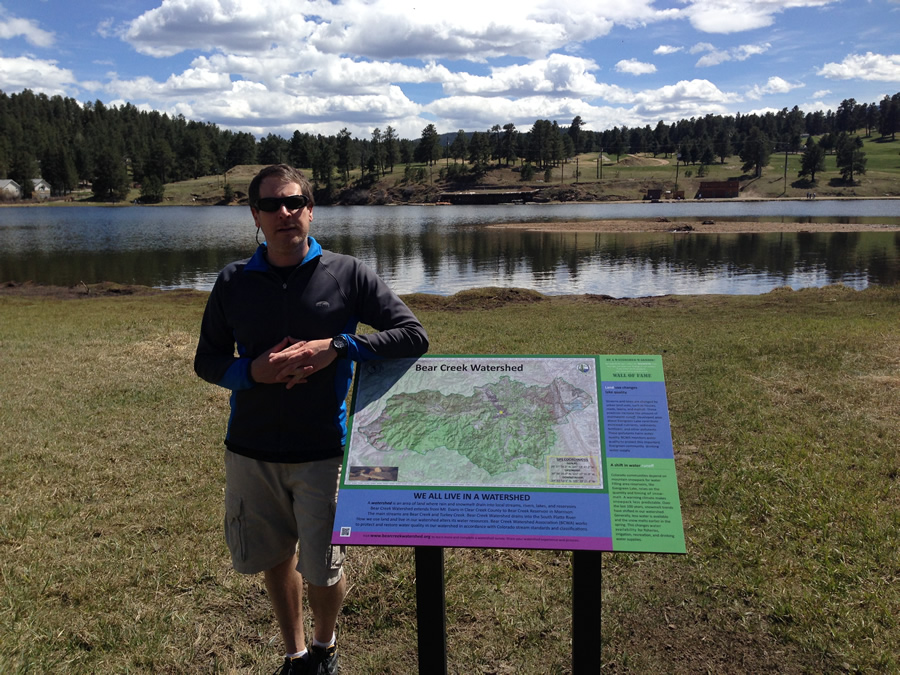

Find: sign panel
<box><xmin>332</xmin><ymin>355</ymin><xmax>685</xmax><ymax>553</ymax></box>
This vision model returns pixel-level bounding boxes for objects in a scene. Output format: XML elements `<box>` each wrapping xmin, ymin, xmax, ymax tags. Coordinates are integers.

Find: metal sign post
<box><xmin>572</xmin><ymin>550</ymin><xmax>602</xmax><ymax>673</ymax></box>
<box><xmin>415</xmin><ymin>546</ymin><xmax>448</xmax><ymax>675</ymax></box>
<box><xmin>414</xmin><ymin>547</ymin><xmax>603</xmax><ymax>674</ymax></box>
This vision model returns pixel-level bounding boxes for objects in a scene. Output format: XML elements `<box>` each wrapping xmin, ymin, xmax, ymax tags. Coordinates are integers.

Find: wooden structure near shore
<box><xmin>697</xmin><ymin>180</ymin><xmax>740</xmax><ymax>198</ymax></box>
<box><xmin>438</xmin><ymin>189</ymin><xmax>539</xmax><ymax>205</ymax></box>
<box><xmin>645</xmin><ymin>189</ymin><xmax>685</xmax><ymax>201</ymax></box>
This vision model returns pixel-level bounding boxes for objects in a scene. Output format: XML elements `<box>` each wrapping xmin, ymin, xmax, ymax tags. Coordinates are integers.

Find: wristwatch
<box><xmin>331</xmin><ymin>334</ymin><xmax>349</xmax><ymax>358</ymax></box>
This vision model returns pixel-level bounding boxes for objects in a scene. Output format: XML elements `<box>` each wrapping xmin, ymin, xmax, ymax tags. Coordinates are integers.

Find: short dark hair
<box><xmin>248</xmin><ymin>164</ymin><xmax>315</xmax><ymax>209</ymax></box>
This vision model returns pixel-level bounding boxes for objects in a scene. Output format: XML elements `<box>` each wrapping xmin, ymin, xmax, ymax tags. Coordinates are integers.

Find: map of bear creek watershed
<box><xmin>347</xmin><ymin>358</ymin><xmax>604</xmax><ymax>489</ymax></box>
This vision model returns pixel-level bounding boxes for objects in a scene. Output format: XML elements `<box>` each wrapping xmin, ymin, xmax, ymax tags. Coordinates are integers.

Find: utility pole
<box><xmin>675</xmin><ymin>153</ymin><xmax>681</xmax><ymax>193</ymax></box>
<box><xmin>783</xmin><ymin>145</ymin><xmax>788</xmax><ymax>196</ymax></box>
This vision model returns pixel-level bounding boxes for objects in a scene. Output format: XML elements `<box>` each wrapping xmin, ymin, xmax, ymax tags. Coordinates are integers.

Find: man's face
<box><xmin>251</xmin><ymin>177</ymin><xmax>313</xmax><ymax>265</ymax></box>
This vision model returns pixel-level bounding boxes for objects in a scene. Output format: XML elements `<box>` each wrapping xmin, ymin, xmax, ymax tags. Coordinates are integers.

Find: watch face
<box><xmin>333</xmin><ymin>335</ymin><xmax>348</xmax><ymax>355</ymax></box>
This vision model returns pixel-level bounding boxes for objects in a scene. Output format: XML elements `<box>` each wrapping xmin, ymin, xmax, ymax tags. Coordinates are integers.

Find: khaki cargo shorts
<box><xmin>224</xmin><ymin>451</ymin><xmax>345</xmax><ymax>586</ymax></box>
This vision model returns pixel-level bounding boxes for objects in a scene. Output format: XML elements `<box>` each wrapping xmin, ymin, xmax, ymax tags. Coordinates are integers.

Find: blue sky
<box><xmin>2</xmin><ymin>0</ymin><xmax>899</xmax><ymax>141</ymax></box>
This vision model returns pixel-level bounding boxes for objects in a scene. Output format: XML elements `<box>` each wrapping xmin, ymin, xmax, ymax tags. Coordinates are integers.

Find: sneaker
<box><xmin>308</xmin><ymin>643</ymin><xmax>338</xmax><ymax>675</ymax></box>
<box><xmin>273</xmin><ymin>656</ymin><xmax>308</xmax><ymax>675</ymax></box>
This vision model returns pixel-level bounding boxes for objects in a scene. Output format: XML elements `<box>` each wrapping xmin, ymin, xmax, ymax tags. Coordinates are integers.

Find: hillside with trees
<box><xmin>1</xmin><ymin>88</ymin><xmax>898</xmax><ymax>204</ymax></box>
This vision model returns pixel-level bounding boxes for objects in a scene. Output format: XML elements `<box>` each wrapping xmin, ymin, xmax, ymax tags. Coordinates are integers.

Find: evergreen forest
<box><xmin>1</xmin><ymin>88</ymin><xmax>898</xmax><ymax>203</ymax></box>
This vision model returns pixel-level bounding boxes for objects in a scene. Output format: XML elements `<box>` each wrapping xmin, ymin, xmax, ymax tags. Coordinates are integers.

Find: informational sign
<box><xmin>332</xmin><ymin>355</ymin><xmax>685</xmax><ymax>554</ymax></box>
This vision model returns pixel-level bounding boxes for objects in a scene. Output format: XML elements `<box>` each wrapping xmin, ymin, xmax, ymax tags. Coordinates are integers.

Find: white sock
<box><xmin>312</xmin><ymin>633</ymin><xmax>336</xmax><ymax>648</ymax></box>
<box><xmin>286</xmin><ymin>649</ymin><xmax>308</xmax><ymax>660</ymax></box>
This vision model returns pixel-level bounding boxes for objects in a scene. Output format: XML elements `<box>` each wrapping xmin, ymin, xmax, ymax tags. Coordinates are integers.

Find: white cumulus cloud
<box><xmin>680</xmin><ymin>0</ymin><xmax>839</xmax><ymax>34</ymax></box>
<box><xmin>616</xmin><ymin>58</ymin><xmax>657</xmax><ymax>75</ymax></box>
<box><xmin>0</xmin><ymin>5</ymin><xmax>55</xmax><ymax>47</ymax></box>
<box><xmin>746</xmin><ymin>75</ymin><xmax>804</xmax><ymax>99</ymax></box>
<box><xmin>123</xmin><ymin>0</ymin><xmax>317</xmax><ymax>58</ymax></box>
<box><xmin>426</xmin><ymin>95</ymin><xmax>636</xmax><ymax>134</ymax></box>
<box><xmin>817</xmin><ymin>52</ymin><xmax>900</xmax><ymax>81</ymax></box>
<box><xmin>0</xmin><ymin>55</ymin><xmax>75</xmax><ymax>96</ymax></box>
<box><xmin>121</xmin><ymin>0</ymin><xmax>680</xmax><ymax>61</ymax></box>
<box><xmin>105</xmin><ymin>67</ymin><xmax>234</xmax><ymax>100</ymax></box>
<box><xmin>692</xmin><ymin>41</ymin><xmax>770</xmax><ymax>67</ymax></box>
<box><xmin>654</xmin><ymin>45</ymin><xmax>683</xmax><ymax>55</ymax></box>
<box><xmin>442</xmin><ymin>54</ymin><xmax>620</xmax><ymax>99</ymax></box>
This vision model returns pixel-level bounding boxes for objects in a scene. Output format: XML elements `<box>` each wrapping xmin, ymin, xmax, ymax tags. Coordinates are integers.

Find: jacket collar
<box><xmin>246</xmin><ymin>236</ymin><xmax>323</xmax><ymax>272</ymax></box>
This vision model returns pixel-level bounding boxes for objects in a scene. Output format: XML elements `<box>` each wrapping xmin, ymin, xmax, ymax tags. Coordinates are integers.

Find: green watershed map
<box><xmin>347</xmin><ymin>357</ymin><xmax>603</xmax><ymax>489</ymax></box>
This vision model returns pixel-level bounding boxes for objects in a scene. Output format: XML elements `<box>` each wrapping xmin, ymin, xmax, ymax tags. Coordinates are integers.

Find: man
<box><xmin>194</xmin><ymin>164</ymin><xmax>429</xmax><ymax>674</ymax></box>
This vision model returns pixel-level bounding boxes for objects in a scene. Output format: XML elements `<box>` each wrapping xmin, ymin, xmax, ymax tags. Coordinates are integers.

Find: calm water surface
<box><xmin>0</xmin><ymin>202</ymin><xmax>898</xmax><ymax>297</ymax></box>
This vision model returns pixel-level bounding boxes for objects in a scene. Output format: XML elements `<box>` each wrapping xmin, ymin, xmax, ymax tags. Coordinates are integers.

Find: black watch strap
<box><xmin>332</xmin><ymin>334</ymin><xmax>349</xmax><ymax>358</ymax></box>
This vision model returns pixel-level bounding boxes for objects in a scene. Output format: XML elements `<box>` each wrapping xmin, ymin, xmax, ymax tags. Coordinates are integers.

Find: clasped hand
<box><xmin>250</xmin><ymin>337</ymin><xmax>336</xmax><ymax>389</ymax></box>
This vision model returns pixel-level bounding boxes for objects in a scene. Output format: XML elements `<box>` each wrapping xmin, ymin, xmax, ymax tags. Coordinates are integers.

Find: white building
<box><xmin>0</xmin><ymin>179</ymin><xmax>22</xmax><ymax>199</ymax></box>
<box><xmin>32</xmin><ymin>178</ymin><xmax>52</xmax><ymax>199</ymax></box>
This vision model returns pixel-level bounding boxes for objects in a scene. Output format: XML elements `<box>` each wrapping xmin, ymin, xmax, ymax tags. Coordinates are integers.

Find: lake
<box><xmin>0</xmin><ymin>202</ymin><xmax>898</xmax><ymax>297</ymax></box>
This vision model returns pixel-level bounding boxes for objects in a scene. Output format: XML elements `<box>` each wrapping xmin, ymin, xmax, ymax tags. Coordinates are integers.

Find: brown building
<box><xmin>697</xmin><ymin>180</ymin><xmax>740</xmax><ymax>198</ymax></box>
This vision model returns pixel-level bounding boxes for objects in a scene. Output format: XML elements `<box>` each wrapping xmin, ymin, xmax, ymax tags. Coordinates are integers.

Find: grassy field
<box><xmin>1</xmin><ymin>284</ymin><xmax>898</xmax><ymax>673</ymax></box>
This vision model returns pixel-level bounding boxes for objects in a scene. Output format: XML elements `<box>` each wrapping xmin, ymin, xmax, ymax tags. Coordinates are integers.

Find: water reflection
<box><xmin>314</xmin><ymin>228</ymin><xmax>895</xmax><ymax>296</ymax></box>
<box><xmin>0</xmin><ymin>205</ymin><xmax>897</xmax><ymax>297</ymax></box>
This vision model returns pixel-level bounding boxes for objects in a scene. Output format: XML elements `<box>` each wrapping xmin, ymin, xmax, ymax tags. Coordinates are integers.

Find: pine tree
<box><xmin>739</xmin><ymin>127</ymin><xmax>772</xmax><ymax>178</ymax></box>
<box><xmin>383</xmin><ymin>126</ymin><xmax>400</xmax><ymax>173</ymax></box>
<box><xmin>450</xmin><ymin>130</ymin><xmax>468</xmax><ymax>163</ymax></box>
<box><xmin>798</xmin><ymin>137</ymin><xmax>826</xmax><ymax>183</ymax></box>
<box><xmin>835</xmin><ymin>133</ymin><xmax>867</xmax><ymax>183</ymax></box>
<box><xmin>415</xmin><ymin>124</ymin><xmax>441</xmax><ymax>165</ymax></box>
<box><xmin>92</xmin><ymin>140</ymin><xmax>130</xmax><ymax>201</ymax></box>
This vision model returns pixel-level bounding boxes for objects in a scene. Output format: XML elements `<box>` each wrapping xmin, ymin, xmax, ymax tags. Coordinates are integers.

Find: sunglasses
<box><xmin>254</xmin><ymin>195</ymin><xmax>310</xmax><ymax>212</ymax></box>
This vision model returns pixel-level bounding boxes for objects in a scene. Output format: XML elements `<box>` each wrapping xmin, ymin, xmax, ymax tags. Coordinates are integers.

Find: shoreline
<box><xmin>485</xmin><ymin>219</ymin><xmax>900</xmax><ymax>234</ymax></box>
<box><xmin>5</xmin><ymin>194</ymin><xmax>900</xmax><ymax>211</ymax></box>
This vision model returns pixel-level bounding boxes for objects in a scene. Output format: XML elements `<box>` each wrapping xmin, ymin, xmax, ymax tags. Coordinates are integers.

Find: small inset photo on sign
<box><xmin>349</xmin><ymin>466</ymin><xmax>399</xmax><ymax>481</ymax></box>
